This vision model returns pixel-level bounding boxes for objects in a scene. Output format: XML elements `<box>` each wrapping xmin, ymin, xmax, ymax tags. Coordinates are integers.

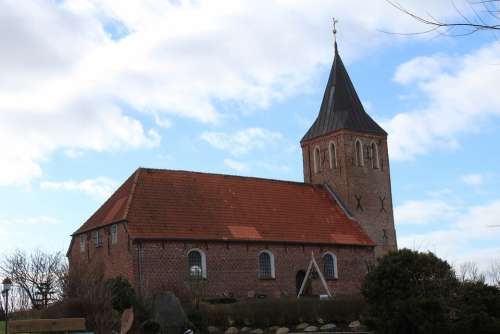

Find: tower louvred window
<box><xmin>355</xmin><ymin>139</ymin><xmax>364</xmax><ymax>166</ymax></box>
<box><xmin>329</xmin><ymin>141</ymin><xmax>337</xmax><ymax>169</ymax></box>
<box><xmin>314</xmin><ymin>146</ymin><xmax>321</xmax><ymax>173</ymax></box>
<box><xmin>371</xmin><ymin>142</ymin><xmax>379</xmax><ymax>169</ymax></box>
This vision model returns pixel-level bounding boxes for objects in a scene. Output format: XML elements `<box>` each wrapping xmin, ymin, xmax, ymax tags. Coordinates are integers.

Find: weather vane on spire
<box><xmin>332</xmin><ymin>17</ymin><xmax>338</xmax><ymax>51</ymax></box>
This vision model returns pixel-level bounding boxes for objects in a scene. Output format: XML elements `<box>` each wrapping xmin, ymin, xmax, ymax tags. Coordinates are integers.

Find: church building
<box><xmin>67</xmin><ymin>41</ymin><xmax>397</xmax><ymax>300</ymax></box>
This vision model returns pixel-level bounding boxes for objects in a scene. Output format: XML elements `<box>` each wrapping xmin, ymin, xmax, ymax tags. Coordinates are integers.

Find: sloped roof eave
<box><xmin>130</xmin><ymin>235</ymin><xmax>376</xmax><ymax>247</ymax></box>
<box><xmin>72</xmin><ymin>168</ymin><xmax>374</xmax><ymax>248</ymax></box>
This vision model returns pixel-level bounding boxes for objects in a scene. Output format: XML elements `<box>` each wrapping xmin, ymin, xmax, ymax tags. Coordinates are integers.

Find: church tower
<box><xmin>301</xmin><ymin>40</ymin><xmax>397</xmax><ymax>258</ymax></box>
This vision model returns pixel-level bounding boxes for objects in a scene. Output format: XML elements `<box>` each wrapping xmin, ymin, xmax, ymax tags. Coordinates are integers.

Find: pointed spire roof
<box><xmin>301</xmin><ymin>43</ymin><xmax>386</xmax><ymax>143</ymax></box>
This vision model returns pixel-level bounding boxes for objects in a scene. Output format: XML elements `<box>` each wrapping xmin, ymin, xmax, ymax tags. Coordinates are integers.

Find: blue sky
<box><xmin>0</xmin><ymin>0</ymin><xmax>499</xmax><ymax>272</ymax></box>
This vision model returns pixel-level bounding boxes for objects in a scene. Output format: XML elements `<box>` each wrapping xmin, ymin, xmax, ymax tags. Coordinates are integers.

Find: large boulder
<box><xmin>320</xmin><ymin>323</ymin><xmax>336</xmax><ymax>331</ymax></box>
<box><xmin>348</xmin><ymin>321</ymin><xmax>361</xmax><ymax>331</ymax></box>
<box><xmin>276</xmin><ymin>327</ymin><xmax>289</xmax><ymax>334</ymax></box>
<box><xmin>296</xmin><ymin>323</ymin><xmax>309</xmax><ymax>330</ymax></box>
<box><xmin>250</xmin><ymin>329</ymin><xmax>263</xmax><ymax>334</ymax></box>
<box><xmin>152</xmin><ymin>292</ymin><xmax>187</xmax><ymax>334</ymax></box>
<box><xmin>304</xmin><ymin>326</ymin><xmax>318</xmax><ymax>332</ymax></box>
<box><xmin>225</xmin><ymin>327</ymin><xmax>239</xmax><ymax>334</ymax></box>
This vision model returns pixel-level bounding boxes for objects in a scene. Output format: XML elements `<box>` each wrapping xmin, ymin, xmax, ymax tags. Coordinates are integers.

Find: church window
<box><xmin>258</xmin><ymin>250</ymin><xmax>275</xmax><ymax>279</ymax></box>
<box><xmin>79</xmin><ymin>234</ymin><xmax>85</xmax><ymax>253</ymax></box>
<box><xmin>313</xmin><ymin>146</ymin><xmax>321</xmax><ymax>174</ymax></box>
<box><xmin>355</xmin><ymin>139</ymin><xmax>364</xmax><ymax>166</ymax></box>
<box><xmin>93</xmin><ymin>230</ymin><xmax>101</xmax><ymax>248</ymax></box>
<box><xmin>111</xmin><ymin>224</ymin><xmax>118</xmax><ymax>245</ymax></box>
<box><xmin>323</xmin><ymin>252</ymin><xmax>338</xmax><ymax>279</ymax></box>
<box><xmin>371</xmin><ymin>141</ymin><xmax>379</xmax><ymax>169</ymax></box>
<box><xmin>329</xmin><ymin>141</ymin><xmax>337</xmax><ymax>169</ymax></box>
<box><xmin>188</xmin><ymin>249</ymin><xmax>207</xmax><ymax>279</ymax></box>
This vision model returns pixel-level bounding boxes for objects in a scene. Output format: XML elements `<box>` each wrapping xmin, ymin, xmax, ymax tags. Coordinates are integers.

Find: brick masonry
<box><xmin>301</xmin><ymin>129</ymin><xmax>398</xmax><ymax>258</ymax></box>
<box><xmin>68</xmin><ymin>221</ymin><xmax>135</xmax><ymax>283</ymax></box>
<box><xmin>69</xmin><ymin>232</ymin><xmax>374</xmax><ymax>301</ymax></box>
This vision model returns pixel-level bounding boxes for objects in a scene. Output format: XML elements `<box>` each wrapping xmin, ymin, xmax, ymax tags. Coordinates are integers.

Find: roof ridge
<box><xmin>71</xmin><ymin>170</ymin><xmax>138</xmax><ymax>236</ymax></box>
<box><xmin>123</xmin><ymin>168</ymin><xmax>142</xmax><ymax>219</ymax></box>
<box><xmin>138</xmin><ymin>167</ymin><xmax>312</xmax><ymax>187</ymax></box>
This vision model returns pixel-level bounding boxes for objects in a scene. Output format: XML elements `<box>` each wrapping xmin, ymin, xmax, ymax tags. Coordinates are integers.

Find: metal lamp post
<box><xmin>2</xmin><ymin>277</ymin><xmax>12</xmax><ymax>334</ymax></box>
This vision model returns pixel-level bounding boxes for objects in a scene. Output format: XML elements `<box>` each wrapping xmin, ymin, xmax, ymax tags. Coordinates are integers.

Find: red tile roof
<box><xmin>74</xmin><ymin>168</ymin><xmax>374</xmax><ymax>247</ymax></box>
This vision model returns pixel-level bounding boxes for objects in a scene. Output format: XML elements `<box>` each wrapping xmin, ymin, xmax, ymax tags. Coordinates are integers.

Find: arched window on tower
<box><xmin>313</xmin><ymin>146</ymin><xmax>321</xmax><ymax>174</ymax></box>
<box><xmin>329</xmin><ymin>141</ymin><xmax>337</xmax><ymax>169</ymax></box>
<box><xmin>188</xmin><ymin>249</ymin><xmax>207</xmax><ymax>279</ymax></box>
<box><xmin>355</xmin><ymin>139</ymin><xmax>364</xmax><ymax>167</ymax></box>
<box><xmin>371</xmin><ymin>141</ymin><xmax>379</xmax><ymax>169</ymax></box>
<box><xmin>258</xmin><ymin>250</ymin><xmax>275</xmax><ymax>279</ymax></box>
<box><xmin>323</xmin><ymin>252</ymin><xmax>338</xmax><ymax>279</ymax></box>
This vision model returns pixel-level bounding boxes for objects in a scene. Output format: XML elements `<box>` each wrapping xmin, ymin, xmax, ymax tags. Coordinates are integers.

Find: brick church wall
<box><xmin>68</xmin><ymin>227</ymin><xmax>373</xmax><ymax>302</ymax></box>
<box><xmin>68</xmin><ymin>222</ymin><xmax>136</xmax><ymax>286</ymax></box>
<box><xmin>132</xmin><ymin>240</ymin><xmax>374</xmax><ymax>301</ymax></box>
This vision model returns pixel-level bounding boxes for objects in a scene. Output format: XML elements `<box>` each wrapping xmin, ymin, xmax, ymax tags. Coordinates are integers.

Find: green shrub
<box><xmin>106</xmin><ymin>276</ymin><xmax>136</xmax><ymax>312</ymax></box>
<box><xmin>193</xmin><ymin>295</ymin><xmax>365</xmax><ymax>327</ymax></box>
<box><xmin>450</xmin><ymin>281</ymin><xmax>500</xmax><ymax>334</ymax></box>
<box><xmin>141</xmin><ymin>319</ymin><xmax>161</xmax><ymax>334</ymax></box>
<box><xmin>362</xmin><ymin>249</ymin><xmax>458</xmax><ymax>334</ymax></box>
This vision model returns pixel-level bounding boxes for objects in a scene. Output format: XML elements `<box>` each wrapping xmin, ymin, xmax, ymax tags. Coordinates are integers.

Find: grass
<box><xmin>0</xmin><ymin>320</ymin><xmax>4</xmax><ymax>334</ymax></box>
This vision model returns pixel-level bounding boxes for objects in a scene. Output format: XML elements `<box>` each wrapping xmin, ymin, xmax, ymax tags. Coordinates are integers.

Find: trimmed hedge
<box><xmin>188</xmin><ymin>294</ymin><xmax>365</xmax><ymax>328</ymax></box>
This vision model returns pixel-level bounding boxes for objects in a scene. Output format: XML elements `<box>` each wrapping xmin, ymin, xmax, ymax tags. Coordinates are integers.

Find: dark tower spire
<box><xmin>300</xmin><ymin>22</ymin><xmax>397</xmax><ymax>258</ymax></box>
<box><xmin>301</xmin><ymin>28</ymin><xmax>386</xmax><ymax>143</ymax></box>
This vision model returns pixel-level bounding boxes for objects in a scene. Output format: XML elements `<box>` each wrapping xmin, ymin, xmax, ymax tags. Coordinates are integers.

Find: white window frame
<box><xmin>355</xmin><ymin>138</ymin><xmax>364</xmax><ymax>167</ymax></box>
<box><xmin>79</xmin><ymin>234</ymin><xmax>86</xmax><ymax>253</ymax></box>
<box><xmin>322</xmin><ymin>252</ymin><xmax>338</xmax><ymax>279</ymax></box>
<box><xmin>313</xmin><ymin>146</ymin><xmax>321</xmax><ymax>174</ymax></box>
<box><xmin>329</xmin><ymin>141</ymin><xmax>337</xmax><ymax>169</ymax></box>
<box><xmin>111</xmin><ymin>224</ymin><xmax>118</xmax><ymax>245</ymax></box>
<box><xmin>187</xmin><ymin>248</ymin><xmax>207</xmax><ymax>279</ymax></box>
<box><xmin>258</xmin><ymin>250</ymin><xmax>276</xmax><ymax>279</ymax></box>
<box><xmin>371</xmin><ymin>141</ymin><xmax>379</xmax><ymax>169</ymax></box>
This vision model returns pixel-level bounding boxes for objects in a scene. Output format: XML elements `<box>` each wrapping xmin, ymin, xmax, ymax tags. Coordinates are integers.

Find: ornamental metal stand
<box><xmin>297</xmin><ymin>252</ymin><xmax>332</xmax><ymax>299</ymax></box>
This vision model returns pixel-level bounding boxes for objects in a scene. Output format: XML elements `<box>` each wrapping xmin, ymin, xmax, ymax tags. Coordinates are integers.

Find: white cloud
<box><xmin>385</xmin><ymin>42</ymin><xmax>500</xmax><ymax>160</ymax></box>
<box><xmin>461</xmin><ymin>173</ymin><xmax>484</xmax><ymax>186</ymax></box>
<box><xmin>395</xmin><ymin>199</ymin><xmax>457</xmax><ymax>225</ymax></box>
<box><xmin>0</xmin><ymin>0</ymin><xmax>465</xmax><ymax>185</ymax></box>
<box><xmin>393</xmin><ymin>54</ymin><xmax>452</xmax><ymax>85</ymax></box>
<box><xmin>223</xmin><ymin>158</ymin><xmax>249</xmax><ymax>172</ymax></box>
<box><xmin>202</xmin><ymin>128</ymin><xmax>283</xmax><ymax>156</ymax></box>
<box><xmin>398</xmin><ymin>199</ymin><xmax>500</xmax><ymax>269</ymax></box>
<box><xmin>64</xmin><ymin>149</ymin><xmax>84</xmax><ymax>159</ymax></box>
<box><xmin>40</xmin><ymin>177</ymin><xmax>118</xmax><ymax>201</ymax></box>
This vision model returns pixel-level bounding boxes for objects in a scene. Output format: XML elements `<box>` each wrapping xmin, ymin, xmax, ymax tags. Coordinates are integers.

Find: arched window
<box><xmin>371</xmin><ymin>141</ymin><xmax>379</xmax><ymax>169</ymax></box>
<box><xmin>323</xmin><ymin>252</ymin><xmax>338</xmax><ymax>279</ymax></box>
<box><xmin>329</xmin><ymin>141</ymin><xmax>337</xmax><ymax>169</ymax></box>
<box><xmin>258</xmin><ymin>250</ymin><xmax>275</xmax><ymax>279</ymax></box>
<box><xmin>313</xmin><ymin>146</ymin><xmax>321</xmax><ymax>174</ymax></box>
<box><xmin>355</xmin><ymin>139</ymin><xmax>364</xmax><ymax>167</ymax></box>
<box><xmin>188</xmin><ymin>249</ymin><xmax>207</xmax><ymax>279</ymax></box>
